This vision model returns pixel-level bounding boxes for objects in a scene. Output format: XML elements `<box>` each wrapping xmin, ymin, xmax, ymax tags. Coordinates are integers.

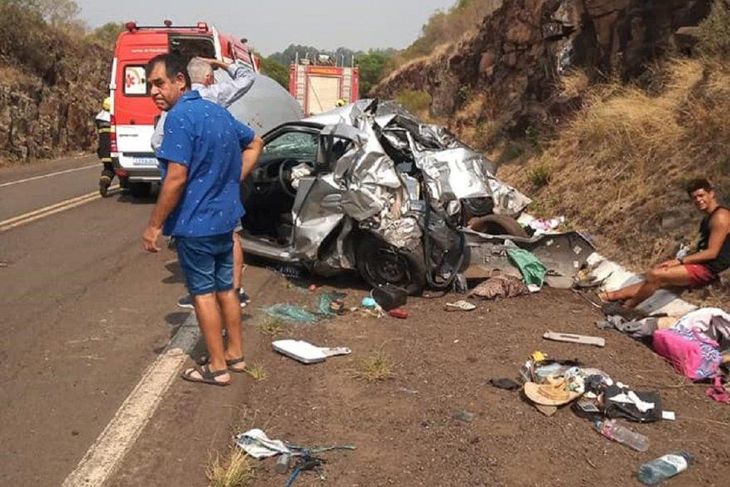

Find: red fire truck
<box><xmin>289</xmin><ymin>58</ymin><xmax>359</xmax><ymax>116</ymax></box>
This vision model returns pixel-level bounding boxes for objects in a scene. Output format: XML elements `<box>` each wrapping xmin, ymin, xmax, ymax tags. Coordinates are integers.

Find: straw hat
<box><xmin>523</xmin><ymin>379</ymin><xmax>581</xmax><ymax>406</ymax></box>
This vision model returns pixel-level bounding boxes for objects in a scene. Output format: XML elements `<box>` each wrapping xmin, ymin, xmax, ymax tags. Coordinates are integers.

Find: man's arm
<box><xmin>682</xmin><ymin>211</ymin><xmax>730</xmax><ymax>264</ymax></box>
<box><xmin>202</xmin><ymin>58</ymin><xmax>256</xmax><ymax>107</ymax></box>
<box><xmin>142</xmin><ymin>163</ymin><xmax>188</xmax><ymax>252</ymax></box>
<box><xmin>241</xmin><ymin>136</ymin><xmax>264</xmax><ymax>181</ymax></box>
<box><xmin>661</xmin><ymin>210</ymin><xmax>730</xmax><ymax>267</ymax></box>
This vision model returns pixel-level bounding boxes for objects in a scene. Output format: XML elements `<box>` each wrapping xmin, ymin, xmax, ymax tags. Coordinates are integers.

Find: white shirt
<box><xmin>151</xmin><ymin>62</ymin><xmax>256</xmax><ymax>153</ymax></box>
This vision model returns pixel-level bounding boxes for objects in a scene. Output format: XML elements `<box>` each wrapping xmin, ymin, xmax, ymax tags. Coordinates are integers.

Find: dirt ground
<box><xmin>107</xmin><ymin>266</ymin><xmax>730</xmax><ymax>487</ymax></box>
<box><xmin>163</xmin><ymin>268</ymin><xmax>729</xmax><ymax>487</ymax></box>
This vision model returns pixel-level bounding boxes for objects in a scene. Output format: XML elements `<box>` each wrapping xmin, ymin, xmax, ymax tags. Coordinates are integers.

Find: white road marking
<box><xmin>0</xmin><ymin>187</ymin><xmax>120</xmax><ymax>233</ymax></box>
<box><xmin>62</xmin><ymin>314</ymin><xmax>201</xmax><ymax>487</ymax></box>
<box><xmin>0</xmin><ymin>163</ymin><xmax>98</xmax><ymax>188</ymax></box>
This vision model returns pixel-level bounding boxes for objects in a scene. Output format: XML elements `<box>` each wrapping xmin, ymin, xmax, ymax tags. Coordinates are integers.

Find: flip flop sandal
<box><xmin>181</xmin><ymin>364</ymin><xmax>230</xmax><ymax>386</ymax></box>
<box><xmin>445</xmin><ymin>300</ymin><xmax>476</xmax><ymax>312</ymax></box>
<box><xmin>195</xmin><ymin>355</ymin><xmax>247</xmax><ymax>373</ymax></box>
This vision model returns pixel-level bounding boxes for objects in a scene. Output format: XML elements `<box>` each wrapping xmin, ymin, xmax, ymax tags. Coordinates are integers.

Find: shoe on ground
<box><xmin>99</xmin><ymin>175</ymin><xmax>112</xmax><ymax>197</ymax></box>
<box><xmin>177</xmin><ymin>294</ymin><xmax>194</xmax><ymax>309</ymax></box>
<box><xmin>238</xmin><ymin>288</ymin><xmax>250</xmax><ymax>308</ymax></box>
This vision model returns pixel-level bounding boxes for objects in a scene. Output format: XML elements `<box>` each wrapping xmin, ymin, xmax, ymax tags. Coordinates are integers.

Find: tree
<box><xmin>87</xmin><ymin>22</ymin><xmax>124</xmax><ymax>47</ymax></box>
<box><xmin>356</xmin><ymin>50</ymin><xmax>393</xmax><ymax>96</ymax></box>
<box><xmin>260</xmin><ymin>56</ymin><xmax>289</xmax><ymax>89</ymax></box>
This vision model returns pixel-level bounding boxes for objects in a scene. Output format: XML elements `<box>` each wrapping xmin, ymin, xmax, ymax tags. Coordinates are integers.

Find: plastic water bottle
<box><xmin>637</xmin><ymin>452</ymin><xmax>693</xmax><ymax>485</ymax></box>
<box><xmin>593</xmin><ymin>419</ymin><xmax>649</xmax><ymax>452</ymax></box>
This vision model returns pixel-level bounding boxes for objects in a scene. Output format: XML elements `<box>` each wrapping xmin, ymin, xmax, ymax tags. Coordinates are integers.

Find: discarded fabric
<box><xmin>265</xmin><ymin>304</ymin><xmax>319</xmax><ymax>324</ymax></box>
<box><xmin>653</xmin><ymin>327</ymin><xmax>722</xmax><ymax>380</ymax></box>
<box><xmin>445</xmin><ymin>300</ymin><xmax>476</xmax><ymax>312</ymax></box>
<box><xmin>489</xmin><ymin>378</ymin><xmax>521</xmax><ymax>391</ymax></box>
<box><xmin>234</xmin><ymin>429</ymin><xmax>290</xmax><ymax>459</ymax></box>
<box><xmin>507</xmin><ymin>248</ymin><xmax>547</xmax><ymax>288</ymax></box>
<box><xmin>469</xmin><ymin>274</ymin><xmax>528</xmax><ymax>300</ymax></box>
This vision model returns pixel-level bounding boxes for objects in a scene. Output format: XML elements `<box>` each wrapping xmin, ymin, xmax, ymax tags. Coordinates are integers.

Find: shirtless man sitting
<box><xmin>601</xmin><ymin>178</ymin><xmax>730</xmax><ymax>311</ymax></box>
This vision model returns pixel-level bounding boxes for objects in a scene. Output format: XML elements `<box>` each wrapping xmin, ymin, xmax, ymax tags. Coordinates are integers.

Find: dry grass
<box><xmin>206</xmin><ymin>449</ymin><xmax>255</xmax><ymax>487</ymax></box>
<box><xmin>500</xmin><ymin>56</ymin><xmax>730</xmax><ymax>271</ymax></box>
<box><xmin>256</xmin><ymin>318</ymin><xmax>284</xmax><ymax>337</ymax></box>
<box><xmin>244</xmin><ymin>362</ymin><xmax>268</xmax><ymax>382</ymax></box>
<box><xmin>353</xmin><ymin>349</ymin><xmax>394</xmax><ymax>382</ymax></box>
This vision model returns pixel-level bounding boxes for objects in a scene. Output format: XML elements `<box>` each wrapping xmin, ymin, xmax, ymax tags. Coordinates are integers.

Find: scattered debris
<box><xmin>317</xmin><ymin>292</ymin><xmax>347</xmax><ymax>316</ymax></box>
<box><xmin>507</xmin><ymin>248</ymin><xmax>547</xmax><ymax>289</ymax></box>
<box><xmin>452</xmin><ymin>409</ymin><xmax>476</xmax><ymax>423</ymax></box>
<box><xmin>273</xmin><ymin>340</ymin><xmax>351</xmax><ymax>365</ymax></box>
<box><xmin>488</xmin><ymin>378</ymin><xmax>521</xmax><ymax>391</ymax></box>
<box><xmin>235</xmin><ymin>429</ymin><xmax>290</xmax><ymax>459</ymax></box>
<box><xmin>469</xmin><ymin>274</ymin><xmax>529</xmax><ymax>300</ymax></box>
<box><xmin>594</xmin><ymin>418</ymin><xmax>649</xmax><ymax>452</ymax></box>
<box><xmin>637</xmin><ymin>451</ymin><xmax>693</xmax><ymax>485</ymax></box>
<box><xmin>445</xmin><ymin>300</ymin><xmax>476</xmax><ymax>312</ymax></box>
<box><xmin>265</xmin><ymin>304</ymin><xmax>319</xmax><ymax>324</ymax></box>
<box><xmin>388</xmin><ymin>308</ymin><xmax>409</xmax><ymax>319</ymax></box>
<box><xmin>543</xmin><ymin>331</ymin><xmax>606</xmax><ymax>348</ymax></box>
<box><xmin>372</xmin><ymin>285</ymin><xmax>408</xmax><ymax>311</ymax></box>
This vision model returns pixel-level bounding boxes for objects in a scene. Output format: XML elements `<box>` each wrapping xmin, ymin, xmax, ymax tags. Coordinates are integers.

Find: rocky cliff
<box><xmin>0</xmin><ymin>4</ymin><xmax>111</xmax><ymax>164</ymax></box>
<box><xmin>375</xmin><ymin>0</ymin><xmax>712</xmax><ymax>142</ymax></box>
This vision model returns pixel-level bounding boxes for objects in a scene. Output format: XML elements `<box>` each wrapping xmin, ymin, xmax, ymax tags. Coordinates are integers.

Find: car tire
<box><xmin>468</xmin><ymin>214</ymin><xmax>528</xmax><ymax>238</ymax></box>
<box><xmin>128</xmin><ymin>182</ymin><xmax>152</xmax><ymax>198</ymax></box>
<box><xmin>355</xmin><ymin>235</ymin><xmax>427</xmax><ymax>296</ymax></box>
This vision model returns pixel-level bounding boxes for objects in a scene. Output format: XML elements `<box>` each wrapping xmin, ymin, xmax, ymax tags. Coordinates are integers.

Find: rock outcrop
<box><xmin>0</xmin><ymin>4</ymin><xmax>111</xmax><ymax>163</ymax></box>
<box><xmin>375</xmin><ymin>0</ymin><xmax>712</xmax><ymax>140</ymax></box>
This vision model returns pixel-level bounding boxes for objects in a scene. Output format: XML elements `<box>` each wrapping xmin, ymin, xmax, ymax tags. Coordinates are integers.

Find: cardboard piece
<box><xmin>272</xmin><ymin>339</ymin><xmax>351</xmax><ymax>364</ymax></box>
<box><xmin>543</xmin><ymin>331</ymin><xmax>606</xmax><ymax>347</ymax></box>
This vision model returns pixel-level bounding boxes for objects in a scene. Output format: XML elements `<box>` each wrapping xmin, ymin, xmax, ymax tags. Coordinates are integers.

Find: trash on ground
<box><xmin>445</xmin><ymin>300</ymin><xmax>476</xmax><ymax>312</ymax></box>
<box><xmin>593</xmin><ymin>418</ymin><xmax>649</xmax><ymax>452</ymax></box>
<box><xmin>545</xmin><ymin>275</ymin><xmax>573</xmax><ymax>289</ymax></box>
<box><xmin>489</xmin><ymin>378</ymin><xmax>521</xmax><ymax>391</ymax></box>
<box><xmin>543</xmin><ymin>331</ymin><xmax>606</xmax><ymax>348</ymax></box>
<box><xmin>265</xmin><ymin>304</ymin><xmax>320</xmax><ymax>324</ymax></box>
<box><xmin>469</xmin><ymin>274</ymin><xmax>529</xmax><ymax>300</ymax></box>
<box><xmin>308</xmin><ymin>284</ymin><xmax>317</xmax><ymax>292</ymax></box>
<box><xmin>388</xmin><ymin>308</ymin><xmax>409</xmax><ymax>319</ymax></box>
<box><xmin>272</xmin><ymin>339</ymin><xmax>351</xmax><ymax>364</ymax></box>
<box><xmin>637</xmin><ymin>451</ymin><xmax>692</xmax><ymax>485</ymax></box>
<box><xmin>317</xmin><ymin>291</ymin><xmax>347</xmax><ymax>316</ymax></box>
<box><xmin>523</xmin><ymin>378</ymin><xmax>582</xmax><ymax>406</ymax></box>
<box><xmin>234</xmin><ymin>429</ymin><xmax>290</xmax><ymax>459</ymax></box>
<box><xmin>275</xmin><ymin>453</ymin><xmax>292</xmax><ymax>474</ymax></box>
<box><xmin>596</xmin><ymin>315</ymin><xmax>658</xmax><ymax>339</ymax></box>
<box><xmin>653</xmin><ymin>326</ymin><xmax>722</xmax><ymax>380</ymax></box>
<box><xmin>603</xmin><ymin>384</ymin><xmax>662</xmax><ymax>423</ymax></box>
<box><xmin>361</xmin><ymin>296</ymin><xmax>377</xmax><ymax>309</ymax></box>
<box><xmin>662</xmin><ymin>410</ymin><xmax>676</xmax><ymax>421</ymax></box>
<box><xmin>453</xmin><ymin>273</ymin><xmax>469</xmax><ymax>293</ymax></box>
<box><xmin>705</xmin><ymin>376</ymin><xmax>730</xmax><ymax>404</ymax></box>
<box><xmin>452</xmin><ymin>409</ymin><xmax>476</xmax><ymax>423</ymax></box>
<box><xmin>372</xmin><ymin>284</ymin><xmax>408</xmax><ymax>311</ymax></box>
<box><xmin>507</xmin><ymin>247</ymin><xmax>547</xmax><ymax>289</ymax></box>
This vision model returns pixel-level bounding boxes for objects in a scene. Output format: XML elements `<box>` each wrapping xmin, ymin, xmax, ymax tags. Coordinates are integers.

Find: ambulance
<box><xmin>108</xmin><ymin>20</ymin><xmax>301</xmax><ymax>196</ymax></box>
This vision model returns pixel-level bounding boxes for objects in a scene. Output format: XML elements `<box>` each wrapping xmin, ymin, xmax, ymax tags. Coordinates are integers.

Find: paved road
<box><xmin>0</xmin><ymin>157</ymin><xmax>240</xmax><ymax>485</ymax></box>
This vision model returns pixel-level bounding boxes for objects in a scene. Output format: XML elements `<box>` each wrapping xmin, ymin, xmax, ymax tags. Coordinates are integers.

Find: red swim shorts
<box><xmin>685</xmin><ymin>264</ymin><xmax>715</xmax><ymax>287</ymax></box>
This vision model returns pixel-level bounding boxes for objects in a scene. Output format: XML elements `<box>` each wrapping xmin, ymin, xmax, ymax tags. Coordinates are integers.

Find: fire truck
<box><xmin>108</xmin><ymin>21</ymin><xmax>301</xmax><ymax>197</ymax></box>
<box><xmin>289</xmin><ymin>55</ymin><xmax>359</xmax><ymax>116</ymax></box>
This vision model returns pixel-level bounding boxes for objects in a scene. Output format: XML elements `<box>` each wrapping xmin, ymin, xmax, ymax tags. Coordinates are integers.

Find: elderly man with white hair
<box><xmin>151</xmin><ymin>56</ymin><xmax>257</xmax><ymax>310</ymax></box>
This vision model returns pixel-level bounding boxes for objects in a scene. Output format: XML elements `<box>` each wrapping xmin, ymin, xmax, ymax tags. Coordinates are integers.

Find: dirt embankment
<box><xmin>0</xmin><ymin>4</ymin><xmax>111</xmax><ymax>165</ymax></box>
<box><xmin>376</xmin><ymin>0</ymin><xmax>730</xmax><ymax>287</ymax></box>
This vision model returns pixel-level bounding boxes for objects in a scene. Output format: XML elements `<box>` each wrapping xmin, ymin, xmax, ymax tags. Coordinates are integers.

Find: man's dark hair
<box><xmin>686</xmin><ymin>178</ymin><xmax>714</xmax><ymax>196</ymax></box>
<box><xmin>145</xmin><ymin>53</ymin><xmax>191</xmax><ymax>88</ymax></box>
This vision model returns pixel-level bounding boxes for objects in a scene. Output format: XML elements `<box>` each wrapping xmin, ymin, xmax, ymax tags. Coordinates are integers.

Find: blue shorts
<box><xmin>175</xmin><ymin>233</ymin><xmax>234</xmax><ymax>296</ymax></box>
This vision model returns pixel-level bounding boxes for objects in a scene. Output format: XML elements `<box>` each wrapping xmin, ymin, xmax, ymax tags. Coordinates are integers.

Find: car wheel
<box><xmin>468</xmin><ymin>214</ymin><xmax>528</xmax><ymax>238</ymax></box>
<box><xmin>355</xmin><ymin>235</ymin><xmax>426</xmax><ymax>296</ymax></box>
<box><xmin>128</xmin><ymin>182</ymin><xmax>152</xmax><ymax>198</ymax></box>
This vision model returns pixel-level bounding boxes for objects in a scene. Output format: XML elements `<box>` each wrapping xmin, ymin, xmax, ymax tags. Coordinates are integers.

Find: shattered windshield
<box><xmin>259</xmin><ymin>131</ymin><xmax>319</xmax><ymax>164</ymax></box>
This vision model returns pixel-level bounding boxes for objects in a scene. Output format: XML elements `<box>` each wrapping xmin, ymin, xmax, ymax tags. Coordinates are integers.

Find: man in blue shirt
<box><xmin>142</xmin><ymin>54</ymin><xmax>263</xmax><ymax>386</ymax></box>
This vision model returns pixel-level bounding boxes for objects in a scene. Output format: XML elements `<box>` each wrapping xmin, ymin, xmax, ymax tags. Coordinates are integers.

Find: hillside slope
<box><xmin>0</xmin><ymin>4</ymin><xmax>111</xmax><ymax>164</ymax></box>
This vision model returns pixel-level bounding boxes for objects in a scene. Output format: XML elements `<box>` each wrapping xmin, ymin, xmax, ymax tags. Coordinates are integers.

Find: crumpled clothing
<box><xmin>507</xmin><ymin>248</ymin><xmax>547</xmax><ymax>288</ymax></box>
<box><xmin>674</xmin><ymin>307</ymin><xmax>730</xmax><ymax>350</ymax></box>
<box><xmin>234</xmin><ymin>429</ymin><xmax>291</xmax><ymax>459</ymax></box>
<box><xmin>469</xmin><ymin>274</ymin><xmax>529</xmax><ymax>300</ymax></box>
<box><xmin>607</xmin><ymin>390</ymin><xmax>656</xmax><ymax>413</ymax></box>
<box><xmin>596</xmin><ymin>315</ymin><xmax>658</xmax><ymax>339</ymax></box>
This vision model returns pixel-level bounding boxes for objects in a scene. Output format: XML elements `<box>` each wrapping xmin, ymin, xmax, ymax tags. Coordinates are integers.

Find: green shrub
<box><xmin>528</xmin><ymin>165</ymin><xmax>551</xmax><ymax>189</ymax></box>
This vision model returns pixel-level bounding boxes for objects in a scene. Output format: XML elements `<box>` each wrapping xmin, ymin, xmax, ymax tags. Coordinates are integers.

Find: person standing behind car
<box><xmin>152</xmin><ymin>57</ymin><xmax>256</xmax><ymax>309</ymax></box>
<box><xmin>96</xmin><ymin>97</ymin><xmax>114</xmax><ymax>197</ymax></box>
<box><xmin>142</xmin><ymin>53</ymin><xmax>263</xmax><ymax>386</ymax></box>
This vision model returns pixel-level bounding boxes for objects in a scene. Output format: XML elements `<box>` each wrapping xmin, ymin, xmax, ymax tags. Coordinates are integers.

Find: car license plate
<box><xmin>130</xmin><ymin>157</ymin><xmax>158</xmax><ymax>167</ymax></box>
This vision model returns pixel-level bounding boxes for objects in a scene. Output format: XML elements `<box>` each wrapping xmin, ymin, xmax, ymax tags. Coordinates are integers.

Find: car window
<box><xmin>259</xmin><ymin>131</ymin><xmax>318</xmax><ymax>164</ymax></box>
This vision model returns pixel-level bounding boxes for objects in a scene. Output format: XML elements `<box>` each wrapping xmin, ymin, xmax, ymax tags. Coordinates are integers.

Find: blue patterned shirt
<box><xmin>157</xmin><ymin>90</ymin><xmax>255</xmax><ymax>237</ymax></box>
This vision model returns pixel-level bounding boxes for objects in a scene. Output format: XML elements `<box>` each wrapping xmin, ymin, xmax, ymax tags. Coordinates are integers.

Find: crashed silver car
<box><xmin>241</xmin><ymin>100</ymin><xmax>593</xmax><ymax>294</ymax></box>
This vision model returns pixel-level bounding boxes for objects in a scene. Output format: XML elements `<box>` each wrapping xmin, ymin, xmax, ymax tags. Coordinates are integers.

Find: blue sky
<box><xmin>76</xmin><ymin>0</ymin><xmax>457</xmax><ymax>55</ymax></box>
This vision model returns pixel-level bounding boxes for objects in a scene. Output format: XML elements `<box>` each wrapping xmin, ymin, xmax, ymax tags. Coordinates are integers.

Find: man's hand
<box><xmin>142</xmin><ymin>225</ymin><xmax>162</xmax><ymax>253</ymax></box>
<box><xmin>201</xmin><ymin>57</ymin><xmax>228</xmax><ymax>71</ymax></box>
<box><xmin>658</xmin><ymin>259</ymin><xmax>682</xmax><ymax>269</ymax></box>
